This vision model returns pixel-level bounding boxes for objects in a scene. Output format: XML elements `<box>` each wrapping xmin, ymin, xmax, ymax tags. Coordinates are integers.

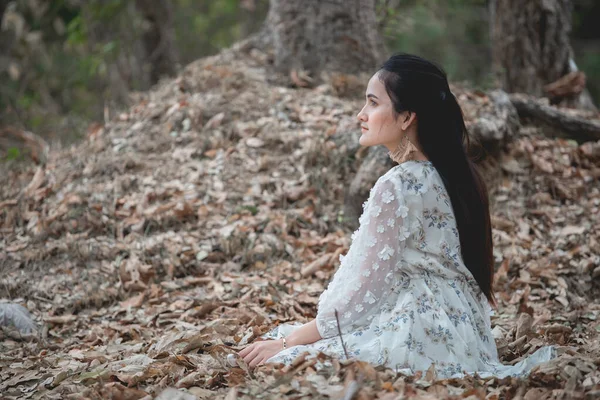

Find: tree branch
<box><xmin>509</xmin><ymin>94</ymin><xmax>600</xmax><ymax>142</ymax></box>
<box><xmin>334</xmin><ymin>309</ymin><xmax>349</xmax><ymax>360</ymax></box>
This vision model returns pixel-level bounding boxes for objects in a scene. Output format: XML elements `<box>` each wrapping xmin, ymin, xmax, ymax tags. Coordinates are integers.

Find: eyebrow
<box><xmin>366</xmin><ymin>93</ymin><xmax>379</xmax><ymax>100</ymax></box>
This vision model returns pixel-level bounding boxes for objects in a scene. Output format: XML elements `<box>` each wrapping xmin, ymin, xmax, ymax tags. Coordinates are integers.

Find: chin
<box><xmin>359</xmin><ymin>135</ymin><xmax>374</xmax><ymax>147</ymax></box>
<box><xmin>359</xmin><ymin>137</ymin><xmax>382</xmax><ymax>148</ymax></box>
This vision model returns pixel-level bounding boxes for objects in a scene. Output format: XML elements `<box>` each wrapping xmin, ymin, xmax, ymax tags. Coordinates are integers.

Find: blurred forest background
<box><xmin>1</xmin><ymin>0</ymin><xmax>599</xmax><ymax>154</ymax></box>
<box><xmin>2</xmin><ymin>1</ymin><xmax>600</xmax><ymax>397</ymax></box>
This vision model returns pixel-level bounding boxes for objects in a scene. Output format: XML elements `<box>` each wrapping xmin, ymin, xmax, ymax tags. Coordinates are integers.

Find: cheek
<box><xmin>368</xmin><ymin>109</ymin><xmax>383</xmax><ymax>127</ymax></box>
<box><xmin>371</xmin><ymin>110</ymin><xmax>394</xmax><ymax>132</ymax></box>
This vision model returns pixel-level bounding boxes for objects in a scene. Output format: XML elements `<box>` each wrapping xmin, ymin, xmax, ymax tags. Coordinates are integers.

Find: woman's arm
<box><xmin>315</xmin><ymin>176</ymin><xmax>410</xmax><ymax>340</ymax></box>
<box><xmin>239</xmin><ymin>319</ymin><xmax>321</xmax><ymax>367</ymax></box>
<box><xmin>285</xmin><ymin>319</ymin><xmax>322</xmax><ymax>347</ymax></box>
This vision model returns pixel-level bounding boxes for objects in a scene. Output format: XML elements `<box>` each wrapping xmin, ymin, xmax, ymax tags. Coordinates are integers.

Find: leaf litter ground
<box><xmin>1</xmin><ymin>44</ymin><xmax>600</xmax><ymax>399</ymax></box>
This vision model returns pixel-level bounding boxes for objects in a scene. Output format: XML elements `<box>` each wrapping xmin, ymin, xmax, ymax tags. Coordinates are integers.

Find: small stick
<box><xmin>334</xmin><ymin>309</ymin><xmax>349</xmax><ymax>360</ymax></box>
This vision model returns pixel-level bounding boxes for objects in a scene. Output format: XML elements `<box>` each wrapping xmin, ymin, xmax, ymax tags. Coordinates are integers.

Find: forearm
<box><xmin>285</xmin><ymin>319</ymin><xmax>322</xmax><ymax>347</ymax></box>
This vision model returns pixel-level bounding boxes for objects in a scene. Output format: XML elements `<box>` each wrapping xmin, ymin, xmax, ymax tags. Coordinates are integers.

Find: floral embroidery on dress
<box><xmin>424</xmin><ymin>325</ymin><xmax>455</xmax><ymax>353</ymax></box>
<box><xmin>262</xmin><ymin>161</ymin><xmax>556</xmax><ymax>379</ymax></box>
<box><xmin>398</xmin><ymin>225</ymin><xmax>411</xmax><ymax>241</ymax></box>
<box><xmin>446</xmin><ymin>305</ymin><xmax>470</xmax><ymax>327</ymax></box>
<box><xmin>432</xmin><ymin>183</ymin><xmax>451</xmax><ymax>207</ymax></box>
<box><xmin>396</xmin><ymin>204</ymin><xmax>409</xmax><ymax>218</ymax></box>
<box><xmin>416</xmin><ymin>293</ymin><xmax>435</xmax><ymax>314</ymax></box>
<box><xmin>371</xmin><ymin>204</ymin><xmax>382</xmax><ymax>217</ymax></box>
<box><xmin>381</xmin><ymin>189</ymin><xmax>395</xmax><ymax>204</ymax></box>
<box><xmin>423</xmin><ymin>207</ymin><xmax>452</xmax><ymax>229</ymax></box>
<box><xmin>401</xmin><ymin>171</ymin><xmax>426</xmax><ymax>194</ymax></box>
<box><xmin>403</xmin><ymin>333</ymin><xmax>426</xmax><ymax>357</ymax></box>
<box><xmin>378</xmin><ymin>245</ymin><xmax>394</xmax><ymax>260</ymax></box>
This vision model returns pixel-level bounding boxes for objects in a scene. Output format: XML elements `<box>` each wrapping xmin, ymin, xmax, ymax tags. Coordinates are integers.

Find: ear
<box><xmin>401</xmin><ymin>111</ymin><xmax>417</xmax><ymax>131</ymax></box>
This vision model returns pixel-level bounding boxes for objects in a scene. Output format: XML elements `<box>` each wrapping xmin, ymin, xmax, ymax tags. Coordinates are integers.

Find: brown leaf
<box><xmin>515</xmin><ymin>313</ymin><xmax>533</xmax><ymax>339</ymax></box>
<box><xmin>44</xmin><ymin>314</ymin><xmax>76</xmax><ymax>324</ymax></box>
<box><xmin>173</xmin><ymin>201</ymin><xmax>195</xmax><ymax>220</ymax></box>
<box><xmin>290</xmin><ymin>69</ymin><xmax>312</xmax><ymax>87</ymax></box>
<box><xmin>119</xmin><ymin>254</ymin><xmax>155</xmax><ymax>292</ymax></box>
<box><xmin>301</xmin><ymin>253</ymin><xmax>331</xmax><ymax>276</ymax></box>
<box><xmin>559</xmin><ymin>225</ymin><xmax>586</xmax><ymax>236</ymax></box>
<box><xmin>120</xmin><ymin>293</ymin><xmax>145</xmax><ymax>309</ymax></box>
<box><xmin>102</xmin><ymin>382</ymin><xmax>149</xmax><ymax>400</ymax></box>
<box><xmin>23</xmin><ymin>167</ymin><xmax>45</xmax><ymax>198</ymax></box>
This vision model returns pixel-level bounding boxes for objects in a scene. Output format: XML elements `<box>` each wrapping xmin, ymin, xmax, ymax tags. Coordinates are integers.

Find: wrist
<box><xmin>285</xmin><ymin>332</ymin><xmax>300</xmax><ymax>347</ymax></box>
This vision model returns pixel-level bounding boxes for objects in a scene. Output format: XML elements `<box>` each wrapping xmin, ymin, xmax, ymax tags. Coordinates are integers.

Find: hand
<box><xmin>238</xmin><ymin>339</ymin><xmax>284</xmax><ymax>367</ymax></box>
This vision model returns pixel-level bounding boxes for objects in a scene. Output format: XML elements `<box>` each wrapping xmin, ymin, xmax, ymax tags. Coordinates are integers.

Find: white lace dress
<box><xmin>261</xmin><ymin>160</ymin><xmax>555</xmax><ymax>378</ymax></box>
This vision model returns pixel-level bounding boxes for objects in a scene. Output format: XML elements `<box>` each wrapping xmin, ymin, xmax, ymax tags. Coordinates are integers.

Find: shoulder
<box><xmin>372</xmin><ymin>167</ymin><xmax>402</xmax><ymax>197</ymax></box>
<box><xmin>391</xmin><ymin>161</ymin><xmax>439</xmax><ymax>195</ymax></box>
<box><xmin>370</xmin><ymin>161</ymin><xmax>440</xmax><ymax>202</ymax></box>
<box><xmin>394</xmin><ymin>160</ymin><xmax>437</xmax><ymax>178</ymax></box>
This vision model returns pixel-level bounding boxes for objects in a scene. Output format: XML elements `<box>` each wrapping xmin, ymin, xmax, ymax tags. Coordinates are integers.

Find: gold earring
<box><xmin>388</xmin><ymin>132</ymin><xmax>420</xmax><ymax>164</ymax></box>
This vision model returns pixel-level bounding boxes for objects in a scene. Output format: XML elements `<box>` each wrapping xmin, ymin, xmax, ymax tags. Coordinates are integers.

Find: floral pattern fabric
<box><xmin>261</xmin><ymin>160</ymin><xmax>555</xmax><ymax>378</ymax></box>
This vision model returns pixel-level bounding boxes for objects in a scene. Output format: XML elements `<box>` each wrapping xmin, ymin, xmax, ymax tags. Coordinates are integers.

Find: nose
<box><xmin>357</xmin><ymin>106</ymin><xmax>367</xmax><ymax>122</ymax></box>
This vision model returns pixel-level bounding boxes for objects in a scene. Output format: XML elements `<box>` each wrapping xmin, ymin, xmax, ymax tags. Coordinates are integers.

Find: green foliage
<box><xmin>1</xmin><ymin>0</ymin><xmax>131</xmax><ymax>144</ymax></box>
<box><xmin>380</xmin><ymin>0</ymin><xmax>492</xmax><ymax>87</ymax></box>
<box><xmin>5</xmin><ymin>147</ymin><xmax>22</xmax><ymax>161</ymax></box>
<box><xmin>1</xmin><ymin>0</ymin><xmax>269</xmax><ymax>145</ymax></box>
<box><xmin>66</xmin><ymin>15</ymin><xmax>86</xmax><ymax>46</ymax></box>
<box><xmin>578</xmin><ymin>52</ymin><xmax>600</xmax><ymax>101</ymax></box>
<box><xmin>572</xmin><ymin>1</ymin><xmax>600</xmax><ymax>100</ymax></box>
<box><xmin>237</xmin><ymin>205</ymin><xmax>259</xmax><ymax>216</ymax></box>
<box><xmin>1</xmin><ymin>0</ymin><xmax>598</xmax><ymax>151</ymax></box>
<box><xmin>174</xmin><ymin>0</ymin><xmax>269</xmax><ymax>64</ymax></box>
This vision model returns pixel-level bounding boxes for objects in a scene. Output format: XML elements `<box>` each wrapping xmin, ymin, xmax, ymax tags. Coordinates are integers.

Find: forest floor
<box><xmin>1</xmin><ymin>43</ymin><xmax>600</xmax><ymax>399</ymax></box>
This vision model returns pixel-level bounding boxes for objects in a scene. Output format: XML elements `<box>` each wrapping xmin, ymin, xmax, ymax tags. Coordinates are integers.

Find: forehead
<box><xmin>366</xmin><ymin>73</ymin><xmax>386</xmax><ymax>96</ymax></box>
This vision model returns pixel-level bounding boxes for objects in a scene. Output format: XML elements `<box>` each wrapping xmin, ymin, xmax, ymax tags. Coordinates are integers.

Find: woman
<box><xmin>238</xmin><ymin>53</ymin><xmax>555</xmax><ymax>378</ymax></box>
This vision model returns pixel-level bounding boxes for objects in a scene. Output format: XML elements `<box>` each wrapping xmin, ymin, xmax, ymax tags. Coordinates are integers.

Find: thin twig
<box><xmin>334</xmin><ymin>309</ymin><xmax>349</xmax><ymax>360</ymax></box>
<box><xmin>32</xmin><ymin>294</ymin><xmax>53</xmax><ymax>304</ymax></box>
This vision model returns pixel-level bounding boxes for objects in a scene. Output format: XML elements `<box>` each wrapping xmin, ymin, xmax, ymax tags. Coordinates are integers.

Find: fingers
<box><xmin>237</xmin><ymin>340</ymin><xmax>278</xmax><ymax>368</ymax></box>
<box><xmin>238</xmin><ymin>346</ymin><xmax>250</xmax><ymax>357</ymax></box>
<box><xmin>249</xmin><ymin>353</ymin><xmax>266</xmax><ymax>368</ymax></box>
<box><xmin>244</xmin><ymin>348</ymin><xmax>260</xmax><ymax>367</ymax></box>
<box><xmin>257</xmin><ymin>357</ymin><xmax>267</xmax><ymax>367</ymax></box>
<box><xmin>238</xmin><ymin>343</ymin><xmax>255</xmax><ymax>357</ymax></box>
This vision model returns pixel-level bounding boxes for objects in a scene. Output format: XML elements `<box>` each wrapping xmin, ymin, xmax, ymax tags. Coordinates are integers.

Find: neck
<box><xmin>387</xmin><ymin>133</ymin><xmax>429</xmax><ymax>164</ymax></box>
<box><xmin>411</xmin><ymin>151</ymin><xmax>429</xmax><ymax>161</ymax></box>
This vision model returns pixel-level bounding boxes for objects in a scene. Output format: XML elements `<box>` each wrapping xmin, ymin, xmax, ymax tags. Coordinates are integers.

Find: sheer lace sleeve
<box><xmin>316</xmin><ymin>175</ymin><xmax>410</xmax><ymax>339</ymax></box>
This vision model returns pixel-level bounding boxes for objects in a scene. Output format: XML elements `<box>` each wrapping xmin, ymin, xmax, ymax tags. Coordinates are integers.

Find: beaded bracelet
<box><xmin>282</xmin><ymin>337</ymin><xmax>287</xmax><ymax>350</ymax></box>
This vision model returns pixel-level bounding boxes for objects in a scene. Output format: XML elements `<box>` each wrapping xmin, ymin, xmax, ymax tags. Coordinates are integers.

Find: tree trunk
<box><xmin>264</xmin><ymin>0</ymin><xmax>385</xmax><ymax>79</ymax></box>
<box><xmin>135</xmin><ymin>0</ymin><xmax>179</xmax><ymax>84</ymax></box>
<box><xmin>491</xmin><ymin>0</ymin><xmax>595</xmax><ymax>110</ymax></box>
<box><xmin>0</xmin><ymin>0</ymin><xmax>9</xmax><ymax>20</ymax></box>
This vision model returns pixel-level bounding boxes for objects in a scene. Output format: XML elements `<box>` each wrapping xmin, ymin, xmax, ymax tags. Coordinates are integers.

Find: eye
<box><xmin>369</xmin><ymin>100</ymin><xmax>377</xmax><ymax>106</ymax></box>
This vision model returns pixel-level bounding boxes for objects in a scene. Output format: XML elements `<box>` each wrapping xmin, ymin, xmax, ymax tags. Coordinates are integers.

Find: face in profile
<box><xmin>356</xmin><ymin>73</ymin><xmax>404</xmax><ymax>149</ymax></box>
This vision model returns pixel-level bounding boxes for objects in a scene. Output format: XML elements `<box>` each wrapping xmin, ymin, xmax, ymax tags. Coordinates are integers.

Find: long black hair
<box><xmin>378</xmin><ymin>53</ymin><xmax>496</xmax><ymax>306</ymax></box>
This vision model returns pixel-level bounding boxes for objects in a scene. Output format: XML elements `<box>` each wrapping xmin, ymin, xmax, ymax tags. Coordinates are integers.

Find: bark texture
<box><xmin>264</xmin><ymin>0</ymin><xmax>385</xmax><ymax>78</ymax></box>
<box><xmin>492</xmin><ymin>0</ymin><xmax>572</xmax><ymax>96</ymax></box>
<box><xmin>491</xmin><ymin>0</ymin><xmax>595</xmax><ymax>110</ymax></box>
<box><xmin>469</xmin><ymin>90</ymin><xmax>521</xmax><ymax>156</ymax></box>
